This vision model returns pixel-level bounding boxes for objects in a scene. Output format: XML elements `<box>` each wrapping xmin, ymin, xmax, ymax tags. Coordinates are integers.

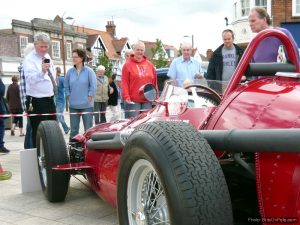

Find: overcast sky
<box><xmin>0</xmin><ymin>0</ymin><xmax>234</xmax><ymax>54</ymax></box>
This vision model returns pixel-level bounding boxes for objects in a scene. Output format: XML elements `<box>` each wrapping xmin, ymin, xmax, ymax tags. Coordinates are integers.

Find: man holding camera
<box><xmin>22</xmin><ymin>33</ymin><xmax>57</xmax><ymax>147</ymax></box>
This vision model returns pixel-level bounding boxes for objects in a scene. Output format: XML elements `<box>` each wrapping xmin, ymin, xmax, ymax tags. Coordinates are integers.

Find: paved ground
<box><xmin>0</xmin><ymin>115</ymin><xmax>118</xmax><ymax>225</ymax></box>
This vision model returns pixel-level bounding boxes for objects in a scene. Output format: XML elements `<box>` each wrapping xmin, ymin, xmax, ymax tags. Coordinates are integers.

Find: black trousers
<box><xmin>26</xmin><ymin>96</ymin><xmax>56</xmax><ymax>147</ymax></box>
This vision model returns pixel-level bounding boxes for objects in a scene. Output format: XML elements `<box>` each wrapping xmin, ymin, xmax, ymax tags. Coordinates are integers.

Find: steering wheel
<box><xmin>184</xmin><ymin>84</ymin><xmax>222</xmax><ymax>106</ymax></box>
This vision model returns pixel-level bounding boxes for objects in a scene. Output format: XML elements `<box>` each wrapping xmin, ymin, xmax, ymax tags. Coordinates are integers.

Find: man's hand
<box><xmin>194</xmin><ymin>72</ymin><xmax>203</xmax><ymax>79</ymax></box>
<box><xmin>42</xmin><ymin>59</ymin><xmax>50</xmax><ymax>74</ymax></box>
<box><xmin>88</xmin><ymin>96</ymin><xmax>92</xmax><ymax>102</ymax></box>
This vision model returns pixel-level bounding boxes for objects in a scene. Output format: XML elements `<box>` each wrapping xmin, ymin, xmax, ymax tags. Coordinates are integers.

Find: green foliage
<box><xmin>96</xmin><ymin>52</ymin><xmax>114</xmax><ymax>77</ymax></box>
<box><xmin>150</xmin><ymin>39</ymin><xmax>168</xmax><ymax>68</ymax></box>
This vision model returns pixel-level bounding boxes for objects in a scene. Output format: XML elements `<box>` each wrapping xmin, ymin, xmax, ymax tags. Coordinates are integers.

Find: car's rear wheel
<box><xmin>117</xmin><ymin>121</ymin><xmax>233</xmax><ymax>225</ymax></box>
<box><xmin>37</xmin><ymin>120</ymin><xmax>70</xmax><ymax>202</ymax></box>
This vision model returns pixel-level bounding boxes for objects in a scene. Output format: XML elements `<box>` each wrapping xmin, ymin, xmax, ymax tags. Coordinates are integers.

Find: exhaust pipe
<box><xmin>199</xmin><ymin>129</ymin><xmax>300</xmax><ymax>153</ymax></box>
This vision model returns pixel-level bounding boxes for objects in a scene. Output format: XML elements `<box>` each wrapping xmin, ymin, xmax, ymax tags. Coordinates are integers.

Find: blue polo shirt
<box><xmin>167</xmin><ymin>56</ymin><xmax>203</xmax><ymax>87</ymax></box>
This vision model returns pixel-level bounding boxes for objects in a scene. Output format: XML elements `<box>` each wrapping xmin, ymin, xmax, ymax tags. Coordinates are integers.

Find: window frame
<box><xmin>292</xmin><ymin>0</ymin><xmax>300</xmax><ymax>16</ymax></box>
<box><xmin>66</xmin><ymin>42</ymin><xmax>72</xmax><ymax>60</ymax></box>
<box><xmin>20</xmin><ymin>36</ymin><xmax>28</xmax><ymax>57</ymax></box>
<box><xmin>241</xmin><ymin>0</ymin><xmax>250</xmax><ymax>17</ymax></box>
<box><xmin>51</xmin><ymin>40</ymin><xmax>61</xmax><ymax>59</ymax></box>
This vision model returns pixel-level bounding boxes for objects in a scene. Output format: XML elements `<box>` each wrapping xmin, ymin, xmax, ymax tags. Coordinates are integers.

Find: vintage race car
<box><xmin>37</xmin><ymin>29</ymin><xmax>300</xmax><ymax>225</ymax></box>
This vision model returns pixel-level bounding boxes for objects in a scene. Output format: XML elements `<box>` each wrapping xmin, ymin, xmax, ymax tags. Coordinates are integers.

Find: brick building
<box><xmin>0</xmin><ymin>17</ymin><xmax>87</xmax><ymax>83</ymax></box>
<box><xmin>232</xmin><ymin>0</ymin><xmax>300</xmax><ymax>48</ymax></box>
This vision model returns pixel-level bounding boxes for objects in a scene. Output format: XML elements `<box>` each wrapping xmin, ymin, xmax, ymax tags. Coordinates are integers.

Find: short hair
<box><xmin>12</xmin><ymin>75</ymin><xmax>19</xmax><ymax>82</ymax></box>
<box><xmin>55</xmin><ymin>67</ymin><xmax>61</xmax><ymax>73</ymax></box>
<box><xmin>250</xmin><ymin>6</ymin><xmax>271</xmax><ymax>25</ymax></box>
<box><xmin>222</xmin><ymin>29</ymin><xmax>235</xmax><ymax>40</ymax></box>
<box><xmin>111</xmin><ymin>73</ymin><xmax>116</xmax><ymax>80</ymax></box>
<box><xmin>125</xmin><ymin>49</ymin><xmax>134</xmax><ymax>57</ymax></box>
<box><xmin>96</xmin><ymin>65</ymin><xmax>105</xmax><ymax>71</ymax></box>
<box><xmin>72</xmin><ymin>48</ymin><xmax>87</xmax><ymax>63</ymax></box>
<box><xmin>132</xmin><ymin>41</ymin><xmax>145</xmax><ymax>50</ymax></box>
<box><xmin>34</xmin><ymin>33</ymin><xmax>51</xmax><ymax>44</ymax></box>
<box><xmin>180</xmin><ymin>42</ymin><xmax>192</xmax><ymax>49</ymax></box>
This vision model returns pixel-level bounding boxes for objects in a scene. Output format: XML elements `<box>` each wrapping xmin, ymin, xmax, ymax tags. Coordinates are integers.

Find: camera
<box><xmin>43</xmin><ymin>58</ymin><xmax>50</xmax><ymax>63</ymax></box>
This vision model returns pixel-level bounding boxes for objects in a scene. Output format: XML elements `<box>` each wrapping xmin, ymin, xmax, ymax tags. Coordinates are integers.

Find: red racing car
<box><xmin>37</xmin><ymin>29</ymin><xmax>300</xmax><ymax>225</ymax></box>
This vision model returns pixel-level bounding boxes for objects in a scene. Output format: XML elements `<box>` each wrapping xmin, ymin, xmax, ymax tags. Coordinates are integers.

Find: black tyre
<box><xmin>117</xmin><ymin>121</ymin><xmax>233</xmax><ymax>225</ymax></box>
<box><xmin>36</xmin><ymin>120</ymin><xmax>70</xmax><ymax>202</ymax></box>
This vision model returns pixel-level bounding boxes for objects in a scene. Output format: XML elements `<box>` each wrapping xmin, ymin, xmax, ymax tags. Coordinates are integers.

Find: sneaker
<box><xmin>0</xmin><ymin>147</ymin><xmax>10</xmax><ymax>153</ymax></box>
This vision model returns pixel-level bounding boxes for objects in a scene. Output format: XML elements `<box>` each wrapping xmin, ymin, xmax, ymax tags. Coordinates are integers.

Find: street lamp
<box><xmin>183</xmin><ymin>35</ymin><xmax>194</xmax><ymax>49</ymax></box>
<box><xmin>224</xmin><ymin>17</ymin><xmax>229</xmax><ymax>26</ymax></box>
<box><xmin>61</xmin><ymin>14</ymin><xmax>73</xmax><ymax>111</ymax></box>
<box><xmin>61</xmin><ymin>15</ymin><xmax>73</xmax><ymax>76</ymax></box>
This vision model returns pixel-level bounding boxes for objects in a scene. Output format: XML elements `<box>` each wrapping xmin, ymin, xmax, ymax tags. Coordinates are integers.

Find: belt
<box><xmin>27</xmin><ymin>96</ymin><xmax>54</xmax><ymax>100</ymax></box>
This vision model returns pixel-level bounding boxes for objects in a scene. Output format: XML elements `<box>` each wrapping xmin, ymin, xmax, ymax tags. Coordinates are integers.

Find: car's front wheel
<box><xmin>37</xmin><ymin>120</ymin><xmax>70</xmax><ymax>202</ymax></box>
<box><xmin>117</xmin><ymin>121</ymin><xmax>233</xmax><ymax>225</ymax></box>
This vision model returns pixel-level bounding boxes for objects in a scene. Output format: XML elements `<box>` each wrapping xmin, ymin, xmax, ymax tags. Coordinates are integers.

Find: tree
<box><xmin>150</xmin><ymin>39</ymin><xmax>168</xmax><ymax>68</ymax></box>
<box><xmin>96</xmin><ymin>52</ymin><xmax>114</xmax><ymax>77</ymax></box>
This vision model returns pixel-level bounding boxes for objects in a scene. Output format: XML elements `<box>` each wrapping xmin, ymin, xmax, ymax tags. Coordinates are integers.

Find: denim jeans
<box><xmin>56</xmin><ymin>101</ymin><xmax>70</xmax><ymax>133</ymax></box>
<box><xmin>69</xmin><ymin>107</ymin><xmax>93</xmax><ymax>140</ymax></box>
<box><xmin>124</xmin><ymin>102</ymin><xmax>152</xmax><ymax>118</ymax></box>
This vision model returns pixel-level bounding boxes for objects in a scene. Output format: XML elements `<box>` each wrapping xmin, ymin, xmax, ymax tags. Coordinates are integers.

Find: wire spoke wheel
<box><xmin>128</xmin><ymin>159</ymin><xmax>169</xmax><ymax>225</ymax></box>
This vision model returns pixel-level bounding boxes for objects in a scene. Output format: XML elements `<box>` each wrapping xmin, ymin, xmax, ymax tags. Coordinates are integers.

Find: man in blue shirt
<box><xmin>167</xmin><ymin>42</ymin><xmax>204</xmax><ymax>87</ymax></box>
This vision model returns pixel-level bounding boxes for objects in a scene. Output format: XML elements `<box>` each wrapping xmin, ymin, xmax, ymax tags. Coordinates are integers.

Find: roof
<box><xmin>73</xmin><ymin>25</ymin><xmax>128</xmax><ymax>60</ymax></box>
<box><xmin>0</xmin><ymin>29</ymin><xmax>13</xmax><ymax>34</ymax></box>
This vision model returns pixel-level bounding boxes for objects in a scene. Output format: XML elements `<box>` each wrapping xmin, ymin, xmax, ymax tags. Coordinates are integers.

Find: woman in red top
<box><xmin>121</xmin><ymin>41</ymin><xmax>158</xmax><ymax>118</ymax></box>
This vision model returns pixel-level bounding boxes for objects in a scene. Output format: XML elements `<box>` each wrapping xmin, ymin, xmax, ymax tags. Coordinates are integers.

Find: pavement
<box><xmin>0</xmin><ymin>115</ymin><xmax>119</xmax><ymax>225</ymax></box>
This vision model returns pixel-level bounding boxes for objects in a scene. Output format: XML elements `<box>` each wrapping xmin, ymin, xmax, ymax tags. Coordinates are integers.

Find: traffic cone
<box><xmin>0</xmin><ymin>162</ymin><xmax>12</xmax><ymax>180</ymax></box>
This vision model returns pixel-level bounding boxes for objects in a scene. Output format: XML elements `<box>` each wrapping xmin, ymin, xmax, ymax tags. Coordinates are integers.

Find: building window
<box><xmin>241</xmin><ymin>0</ymin><xmax>250</xmax><ymax>17</ymax></box>
<box><xmin>255</xmin><ymin>0</ymin><xmax>267</xmax><ymax>8</ymax></box>
<box><xmin>20</xmin><ymin>36</ymin><xmax>28</xmax><ymax>57</ymax></box>
<box><xmin>52</xmin><ymin>40</ymin><xmax>60</xmax><ymax>59</ymax></box>
<box><xmin>293</xmin><ymin>0</ymin><xmax>300</xmax><ymax>16</ymax></box>
<box><xmin>66</xmin><ymin>42</ymin><xmax>72</xmax><ymax>59</ymax></box>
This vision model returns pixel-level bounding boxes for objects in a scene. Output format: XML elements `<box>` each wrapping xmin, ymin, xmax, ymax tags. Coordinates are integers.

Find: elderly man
<box><xmin>167</xmin><ymin>42</ymin><xmax>203</xmax><ymax>87</ymax></box>
<box><xmin>248</xmin><ymin>6</ymin><xmax>300</xmax><ymax>64</ymax></box>
<box><xmin>23</xmin><ymin>33</ymin><xmax>57</xmax><ymax>147</ymax></box>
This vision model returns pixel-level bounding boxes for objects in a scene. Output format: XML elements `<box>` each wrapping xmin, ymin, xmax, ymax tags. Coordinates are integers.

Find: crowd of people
<box><xmin>0</xmin><ymin>6</ymin><xmax>299</xmax><ymax>154</ymax></box>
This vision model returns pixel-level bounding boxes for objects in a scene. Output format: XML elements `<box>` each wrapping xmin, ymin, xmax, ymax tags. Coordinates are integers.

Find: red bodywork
<box><xmin>55</xmin><ymin>29</ymin><xmax>300</xmax><ymax>224</ymax></box>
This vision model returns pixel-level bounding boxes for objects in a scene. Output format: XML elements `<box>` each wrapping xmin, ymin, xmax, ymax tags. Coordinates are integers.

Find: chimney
<box><xmin>106</xmin><ymin>21</ymin><xmax>116</xmax><ymax>37</ymax></box>
<box><xmin>206</xmin><ymin>49</ymin><xmax>213</xmax><ymax>60</ymax></box>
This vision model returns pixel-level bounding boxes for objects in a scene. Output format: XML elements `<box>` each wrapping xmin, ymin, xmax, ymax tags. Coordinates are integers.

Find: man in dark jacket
<box><xmin>206</xmin><ymin>29</ymin><xmax>244</xmax><ymax>82</ymax></box>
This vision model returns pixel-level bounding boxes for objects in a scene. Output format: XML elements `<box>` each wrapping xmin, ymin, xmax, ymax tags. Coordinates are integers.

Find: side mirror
<box><xmin>139</xmin><ymin>83</ymin><xmax>157</xmax><ymax>102</ymax></box>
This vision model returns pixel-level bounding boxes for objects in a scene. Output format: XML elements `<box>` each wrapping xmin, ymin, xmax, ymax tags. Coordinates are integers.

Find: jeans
<box><xmin>69</xmin><ymin>107</ymin><xmax>93</xmax><ymax>140</ymax></box>
<box><xmin>124</xmin><ymin>102</ymin><xmax>152</xmax><ymax>118</ymax></box>
<box><xmin>56</xmin><ymin>101</ymin><xmax>70</xmax><ymax>133</ymax></box>
<box><xmin>94</xmin><ymin>102</ymin><xmax>107</xmax><ymax>124</ymax></box>
<box><xmin>24</xmin><ymin>117</ymin><xmax>33</xmax><ymax>149</ymax></box>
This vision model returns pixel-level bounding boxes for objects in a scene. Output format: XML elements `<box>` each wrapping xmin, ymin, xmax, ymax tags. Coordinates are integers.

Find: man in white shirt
<box><xmin>23</xmin><ymin>33</ymin><xmax>57</xmax><ymax>147</ymax></box>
